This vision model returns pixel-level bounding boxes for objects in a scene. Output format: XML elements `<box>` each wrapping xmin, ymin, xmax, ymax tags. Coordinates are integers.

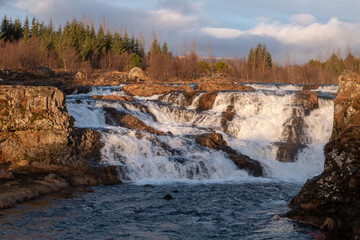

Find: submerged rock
<box><xmin>275</xmin><ymin>142</ymin><xmax>306</xmax><ymax>162</ymax></box>
<box><xmin>195</xmin><ymin>132</ymin><xmax>263</xmax><ymax>177</ymax></box>
<box><xmin>162</xmin><ymin>194</ymin><xmax>173</xmax><ymax>200</ymax></box>
<box><xmin>287</xmin><ymin>71</ymin><xmax>360</xmax><ymax>239</ymax></box>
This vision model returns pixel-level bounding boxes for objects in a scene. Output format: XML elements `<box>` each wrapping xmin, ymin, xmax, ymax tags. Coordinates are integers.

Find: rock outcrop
<box><xmin>195</xmin><ymin>132</ymin><xmax>263</xmax><ymax>177</ymax></box>
<box><xmin>198</xmin><ymin>91</ymin><xmax>217</xmax><ymax>110</ymax></box>
<box><xmin>123</xmin><ymin>83</ymin><xmax>191</xmax><ymax>97</ymax></box>
<box><xmin>103</xmin><ymin>107</ymin><xmax>166</xmax><ymax>135</ymax></box>
<box><xmin>287</xmin><ymin>71</ymin><xmax>360</xmax><ymax>239</ymax></box>
<box><xmin>0</xmin><ymin>86</ymin><xmax>119</xmax><ymax>210</ymax></box>
<box><xmin>128</xmin><ymin>67</ymin><xmax>147</xmax><ymax>82</ymax></box>
<box><xmin>196</xmin><ymin>82</ymin><xmax>254</xmax><ymax>91</ymax></box>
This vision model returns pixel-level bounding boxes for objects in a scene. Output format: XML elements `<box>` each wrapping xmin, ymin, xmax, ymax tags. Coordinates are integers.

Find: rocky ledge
<box><xmin>0</xmin><ymin>85</ymin><xmax>119</xmax><ymax>210</ymax></box>
<box><xmin>287</xmin><ymin>71</ymin><xmax>360</xmax><ymax>239</ymax></box>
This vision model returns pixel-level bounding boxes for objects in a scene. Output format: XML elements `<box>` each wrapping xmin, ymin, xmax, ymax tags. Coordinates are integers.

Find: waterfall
<box><xmin>67</xmin><ymin>83</ymin><xmax>336</xmax><ymax>183</ymax></box>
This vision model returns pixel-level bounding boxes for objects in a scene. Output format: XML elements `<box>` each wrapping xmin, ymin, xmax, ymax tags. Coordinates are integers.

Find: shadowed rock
<box><xmin>287</xmin><ymin>71</ymin><xmax>360</xmax><ymax>239</ymax></box>
<box><xmin>103</xmin><ymin>107</ymin><xmax>165</xmax><ymax>135</ymax></box>
<box><xmin>195</xmin><ymin>132</ymin><xmax>263</xmax><ymax>177</ymax></box>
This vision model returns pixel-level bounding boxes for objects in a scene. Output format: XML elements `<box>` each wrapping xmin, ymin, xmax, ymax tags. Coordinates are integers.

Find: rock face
<box><xmin>287</xmin><ymin>71</ymin><xmax>360</xmax><ymax>239</ymax></box>
<box><xmin>195</xmin><ymin>133</ymin><xmax>263</xmax><ymax>177</ymax></box>
<box><xmin>0</xmin><ymin>85</ymin><xmax>119</xmax><ymax>209</ymax></box>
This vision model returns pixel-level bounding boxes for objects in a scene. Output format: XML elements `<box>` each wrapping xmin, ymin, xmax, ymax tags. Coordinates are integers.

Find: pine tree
<box><xmin>13</xmin><ymin>18</ymin><xmax>22</xmax><ymax>40</ymax></box>
<box><xmin>247</xmin><ymin>43</ymin><xmax>272</xmax><ymax>72</ymax></box>
<box><xmin>30</xmin><ymin>17</ymin><xmax>39</xmax><ymax>38</ymax></box>
<box><xmin>162</xmin><ymin>41</ymin><xmax>169</xmax><ymax>55</ymax></box>
<box><xmin>23</xmin><ymin>16</ymin><xmax>30</xmax><ymax>41</ymax></box>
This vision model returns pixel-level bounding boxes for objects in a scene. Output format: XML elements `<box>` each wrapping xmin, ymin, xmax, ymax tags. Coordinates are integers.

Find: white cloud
<box><xmin>150</xmin><ymin>8</ymin><xmax>199</xmax><ymax>29</ymax></box>
<box><xmin>203</xmin><ymin>17</ymin><xmax>360</xmax><ymax>48</ymax></box>
<box><xmin>289</xmin><ymin>14</ymin><xmax>316</xmax><ymax>25</ymax></box>
<box><xmin>202</xmin><ymin>27</ymin><xmax>243</xmax><ymax>39</ymax></box>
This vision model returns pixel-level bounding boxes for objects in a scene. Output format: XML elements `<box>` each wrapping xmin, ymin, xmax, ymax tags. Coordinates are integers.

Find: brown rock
<box><xmin>0</xmin><ymin>169</ymin><xmax>14</xmax><ymax>180</ymax></box>
<box><xmin>103</xmin><ymin>107</ymin><xmax>165</xmax><ymax>135</ymax></box>
<box><xmin>222</xmin><ymin>105</ymin><xmax>235</xmax><ymax>121</ymax></box>
<box><xmin>91</xmin><ymin>95</ymin><xmax>131</xmax><ymax>102</ymax></box>
<box><xmin>123</xmin><ymin>83</ymin><xmax>190</xmax><ymax>97</ymax></box>
<box><xmin>294</xmin><ymin>91</ymin><xmax>319</xmax><ymax>114</ymax></box>
<box><xmin>287</xmin><ymin>71</ymin><xmax>360</xmax><ymax>239</ymax></box>
<box><xmin>195</xmin><ymin>133</ymin><xmax>263</xmax><ymax>177</ymax></box>
<box><xmin>97</xmin><ymin>166</ymin><xmax>120</xmax><ymax>186</ymax></box>
<box><xmin>195</xmin><ymin>132</ymin><xmax>227</xmax><ymax>150</ymax></box>
<box><xmin>302</xmin><ymin>84</ymin><xmax>320</xmax><ymax>91</ymax></box>
<box><xmin>275</xmin><ymin>142</ymin><xmax>306</xmax><ymax>162</ymax></box>
<box><xmin>128</xmin><ymin>67</ymin><xmax>147</xmax><ymax>81</ymax></box>
<box><xmin>198</xmin><ymin>91</ymin><xmax>217</xmax><ymax>110</ymax></box>
<box><xmin>196</xmin><ymin>82</ymin><xmax>254</xmax><ymax>91</ymax></box>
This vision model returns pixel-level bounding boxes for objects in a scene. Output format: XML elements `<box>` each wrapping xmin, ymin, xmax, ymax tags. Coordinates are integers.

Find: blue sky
<box><xmin>1</xmin><ymin>0</ymin><xmax>360</xmax><ymax>63</ymax></box>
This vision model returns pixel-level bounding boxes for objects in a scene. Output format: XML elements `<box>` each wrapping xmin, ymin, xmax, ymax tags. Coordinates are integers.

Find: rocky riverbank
<box><xmin>287</xmin><ymin>71</ymin><xmax>360</xmax><ymax>239</ymax></box>
<box><xmin>0</xmin><ymin>85</ymin><xmax>119</xmax><ymax>210</ymax></box>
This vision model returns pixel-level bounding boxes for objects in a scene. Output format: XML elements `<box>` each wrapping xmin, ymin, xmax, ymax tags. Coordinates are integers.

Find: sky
<box><xmin>1</xmin><ymin>0</ymin><xmax>360</xmax><ymax>64</ymax></box>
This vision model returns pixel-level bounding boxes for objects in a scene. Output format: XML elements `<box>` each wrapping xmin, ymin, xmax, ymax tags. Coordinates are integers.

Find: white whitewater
<box><xmin>66</xmin><ymin>83</ymin><xmax>336</xmax><ymax>183</ymax></box>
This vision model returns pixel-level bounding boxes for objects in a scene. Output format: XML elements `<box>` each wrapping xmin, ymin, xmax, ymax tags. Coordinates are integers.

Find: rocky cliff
<box><xmin>0</xmin><ymin>85</ymin><xmax>118</xmax><ymax>210</ymax></box>
<box><xmin>287</xmin><ymin>71</ymin><xmax>360</xmax><ymax>239</ymax></box>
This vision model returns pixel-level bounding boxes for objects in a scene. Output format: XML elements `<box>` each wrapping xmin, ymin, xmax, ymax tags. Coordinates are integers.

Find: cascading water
<box><xmin>67</xmin><ymin>83</ymin><xmax>336</xmax><ymax>183</ymax></box>
<box><xmin>0</xmin><ymin>83</ymin><xmax>339</xmax><ymax>240</ymax></box>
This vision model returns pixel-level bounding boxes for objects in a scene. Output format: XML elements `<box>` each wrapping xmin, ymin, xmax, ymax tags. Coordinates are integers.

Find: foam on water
<box><xmin>66</xmin><ymin>83</ymin><xmax>335</xmax><ymax>183</ymax></box>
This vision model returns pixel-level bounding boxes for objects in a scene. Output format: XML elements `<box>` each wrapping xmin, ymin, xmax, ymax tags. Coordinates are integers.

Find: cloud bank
<box><xmin>2</xmin><ymin>0</ymin><xmax>360</xmax><ymax>63</ymax></box>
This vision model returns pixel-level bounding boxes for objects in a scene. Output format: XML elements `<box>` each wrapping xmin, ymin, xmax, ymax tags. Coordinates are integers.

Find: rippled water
<box><xmin>0</xmin><ymin>182</ymin><xmax>316</xmax><ymax>240</ymax></box>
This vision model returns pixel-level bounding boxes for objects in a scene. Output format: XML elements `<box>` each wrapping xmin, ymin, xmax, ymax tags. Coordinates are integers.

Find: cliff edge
<box><xmin>287</xmin><ymin>71</ymin><xmax>360</xmax><ymax>239</ymax></box>
<box><xmin>0</xmin><ymin>85</ymin><xmax>118</xmax><ymax>210</ymax></box>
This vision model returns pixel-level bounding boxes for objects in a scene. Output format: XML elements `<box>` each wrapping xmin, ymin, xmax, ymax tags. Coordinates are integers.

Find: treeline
<box><xmin>0</xmin><ymin>16</ymin><xmax>144</xmax><ymax>72</ymax></box>
<box><xmin>1</xmin><ymin>15</ymin><xmax>360</xmax><ymax>84</ymax></box>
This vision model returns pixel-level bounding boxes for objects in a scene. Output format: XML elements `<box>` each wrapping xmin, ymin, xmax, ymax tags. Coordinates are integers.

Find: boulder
<box><xmin>35</xmin><ymin>66</ymin><xmax>55</xmax><ymax>78</ymax></box>
<box><xmin>198</xmin><ymin>91</ymin><xmax>217</xmax><ymax>110</ymax></box>
<box><xmin>103</xmin><ymin>107</ymin><xmax>166</xmax><ymax>135</ymax></box>
<box><xmin>162</xmin><ymin>194</ymin><xmax>173</xmax><ymax>200</ymax></box>
<box><xmin>294</xmin><ymin>91</ymin><xmax>319</xmax><ymax>114</ymax></box>
<box><xmin>287</xmin><ymin>71</ymin><xmax>360</xmax><ymax>239</ymax></box>
<box><xmin>195</xmin><ymin>132</ymin><xmax>263</xmax><ymax>177</ymax></box>
<box><xmin>74</xmin><ymin>71</ymin><xmax>85</xmax><ymax>80</ymax></box>
<box><xmin>195</xmin><ymin>132</ymin><xmax>227</xmax><ymax>150</ymax></box>
<box><xmin>128</xmin><ymin>67</ymin><xmax>147</xmax><ymax>81</ymax></box>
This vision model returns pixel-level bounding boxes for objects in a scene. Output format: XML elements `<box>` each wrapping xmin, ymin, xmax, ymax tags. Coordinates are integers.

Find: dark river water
<box><xmin>0</xmin><ymin>181</ymin><xmax>316</xmax><ymax>240</ymax></box>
